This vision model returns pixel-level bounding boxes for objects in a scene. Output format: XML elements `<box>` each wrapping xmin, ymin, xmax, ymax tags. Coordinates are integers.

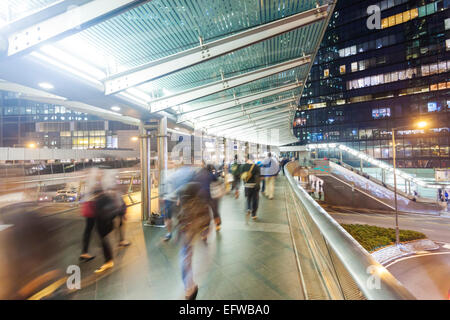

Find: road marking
<box><xmin>385</xmin><ymin>252</ymin><xmax>450</xmax><ymax>268</ymax></box>
<box><xmin>0</xmin><ymin>224</ymin><xmax>13</xmax><ymax>231</ymax></box>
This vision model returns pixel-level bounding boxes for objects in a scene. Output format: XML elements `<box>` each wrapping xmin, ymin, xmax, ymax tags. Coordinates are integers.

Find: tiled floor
<box><xmin>69</xmin><ymin>177</ymin><xmax>304</xmax><ymax>300</ymax></box>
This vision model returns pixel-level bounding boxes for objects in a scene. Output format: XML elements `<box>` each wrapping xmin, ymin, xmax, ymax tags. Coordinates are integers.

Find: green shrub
<box><xmin>341</xmin><ymin>224</ymin><xmax>426</xmax><ymax>252</ymax></box>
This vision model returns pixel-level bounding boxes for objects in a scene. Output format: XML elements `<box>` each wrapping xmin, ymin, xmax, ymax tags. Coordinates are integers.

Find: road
<box><xmin>386</xmin><ymin>250</ymin><xmax>450</xmax><ymax>300</ymax></box>
<box><xmin>323</xmin><ymin>205</ymin><xmax>450</xmax><ymax>243</ymax></box>
<box><xmin>322</xmin><ymin>204</ymin><xmax>450</xmax><ymax>300</ymax></box>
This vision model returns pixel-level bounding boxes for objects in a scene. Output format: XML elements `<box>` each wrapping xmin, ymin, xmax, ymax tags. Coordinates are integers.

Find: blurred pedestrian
<box><xmin>261</xmin><ymin>152</ymin><xmax>279</xmax><ymax>200</ymax></box>
<box><xmin>162</xmin><ymin>165</ymin><xmax>196</xmax><ymax>241</ymax></box>
<box><xmin>92</xmin><ymin>170</ymin><xmax>125</xmax><ymax>273</ymax></box>
<box><xmin>280</xmin><ymin>157</ymin><xmax>289</xmax><ymax>176</ymax></box>
<box><xmin>79</xmin><ymin>168</ymin><xmax>102</xmax><ymax>262</ymax></box>
<box><xmin>230</xmin><ymin>154</ymin><xmax>241</xmax><ymax>198</ymax></box>
<box><xmin>207</xmin><ymin>164</ymin><xmax>225</xmax><ymax>231</ymax></box>
<box><xmin>175</xmin><ymin>181</ymin><xmax>211</xmax><ymax>300</ymax></box>
<box><xmin>103</xmin><ymin>170</ymin><xmax>130</xmax><ymax>248</ymax></box>
<box><xmin>240</xmin><ymin>154</ymin><xmax>261</xmax><ymax>221</ymax></box>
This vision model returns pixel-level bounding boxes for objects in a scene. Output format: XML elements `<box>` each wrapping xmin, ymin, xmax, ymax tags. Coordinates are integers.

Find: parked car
<box><xmin>53</xmin><ymin>189</ymin><xmax>78</xmax><ymax>202</ymax></box>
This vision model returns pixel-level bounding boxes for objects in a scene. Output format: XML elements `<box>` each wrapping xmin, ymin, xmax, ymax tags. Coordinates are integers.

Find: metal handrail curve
<box><xmin>285</xmin><ymin>162</ymin><xmax>416</xmax><ymax>300</ymax></box>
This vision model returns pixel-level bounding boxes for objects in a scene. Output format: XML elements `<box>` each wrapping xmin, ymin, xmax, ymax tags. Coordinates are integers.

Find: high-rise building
<box><xmin>293</xmin><ymin>0</ymin><xmax>449</xmax><ymax>168</ymax></box>
<box><xmin>0</xmin><ymin>90</ymin><xmax>139</xmax><ymax>150</ymax></box>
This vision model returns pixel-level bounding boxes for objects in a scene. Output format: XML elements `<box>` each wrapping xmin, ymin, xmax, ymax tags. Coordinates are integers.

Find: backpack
<box><xmin>95</xmin><ymin>192</ymin><xmax>121</xmax><ymax>236</ymax></box>
<box><xmin>241</xmin><ymin>164</ymin><xmax>255</xmax><ymax>183</ymax></box>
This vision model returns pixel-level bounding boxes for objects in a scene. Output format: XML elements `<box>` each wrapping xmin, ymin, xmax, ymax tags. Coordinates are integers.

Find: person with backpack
<box><xmin>175</xmin><ymin>181</ymin><xmax>211</xmax><ymax>300</ymax></box>
<box><xmin>230</xmin><ymin>154</ymin><xmax>241</xmax><ymax>198</ymax></box>
<box><xmin>240</xmin><ymin>154</ymin><xmax>261</xmax><ymax>221</ymax></box>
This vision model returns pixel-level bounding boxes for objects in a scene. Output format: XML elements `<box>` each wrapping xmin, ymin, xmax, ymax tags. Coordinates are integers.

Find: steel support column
<box><xmin>157</xmin><ymin>116</ymin><xmax>168</xmax><ymax>215</ymax></box>
<box><xmin>139</xmin><ymin>122</ymin><xmax>151</xmax><ymax>221</ymax></box>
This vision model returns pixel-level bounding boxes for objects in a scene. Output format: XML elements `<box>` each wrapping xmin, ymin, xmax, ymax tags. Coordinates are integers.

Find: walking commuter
<box><xmin>79</xmin><ymin>188</ymin><xmax>101</xmax><ymax>262</ymax></box>
<box><xmin>79</xmin><ymin>168</ymin><xmax>102</xmax><ymax>262</ymax></box>
<box><xmin>92</xmin><ymin>170</ymin><xmax>126</xmax><ymax>273</ymax></box>
<box><xmin>176</xmin><ymin>181</ymin><xmax>211</xmax><ymax>300</ymax></box>
<box><xmin>230</xmin><ymin>154</ymin><xmax>241</xmax><ymax>198</ymax></box>
<box><xmin>162</xmin><ymin>165</ymin><xmax>196</xmax><ymax>241</ymax></box>
<box><xmin>192</xmin><ymin>164</ymin><xmax>218</xmax><ymax>238</ymax></box>
<box><xmin>280</xmin><ymin>157</ymin><xmax>289</xmax><ymax>176</ymax></box>
<box><xmin>206</xmin><ymin>164</ymin><xmax>224</xmax><ymax>231</ymax></box>
<box><xmin>261</xmin><ymin>152</ymin><xmax>279</xmax><ymax>200</ymax></box>
<box><xmin>92</xmin><ymin>188</ymin><xmax>115</xmax><ymax>273</ymax></box>
<box><xmin>240</xmin><ymin>154</ymin><xmax>261</xmax><ymax>221</ymax></box>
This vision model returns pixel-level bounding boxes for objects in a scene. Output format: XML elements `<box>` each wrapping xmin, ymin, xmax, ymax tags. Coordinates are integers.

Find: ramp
<box><xmin>312</xmin><ymin>160</ymin><xmax>442</xmax><ymax>215</ymax></box>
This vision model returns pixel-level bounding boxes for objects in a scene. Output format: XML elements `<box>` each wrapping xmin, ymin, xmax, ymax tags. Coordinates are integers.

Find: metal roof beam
<box><xmin>234</xmin><ymin>129</ymin><xmax>294</xmax><ymax>142</ymax></box>
<box><xmin>177</xmin><ymin>82</ymin><xmax>301</xmax><ymax>122</ymax></box>
<box><xmin>207</xmin><ymin>107</ymin><xmax>292</xmax><ymax>132</ymax></box>
<box><xmin>193</xmin><ymin>97</ymin><xmax>296</xmax><ymax>127</ymax></box>
<box><xmin>149</xmin><ymin>56</ymin><xmax>311</xmax><ymax>113</ymax></box>
<box><xmin>222</xmin><ymin>118</ymin><xmax>291</xmax><ymax>136</ymax></box>
<box><xmin>220</xmin><ymin>119</ymin><xmax>291</xmax><ymax>137</ymax></box>
<box><xmin>103</xmin><ymin>5</ymin><xmax>329</xmax><ymax>95</ymax></box>
<box><xmin>205</xmin><ymin>104</ymin><xmax>293</xmax><ymax>129</ymax></box>
<box><xmin>223</xmin><ymin>114</ymin><xmax>291</xmax><ymax>132</ymax></box>
<box><xmin>4</xmin><ymin>0</ymin><xmax>149</xmax><ymax>57</ymax></box>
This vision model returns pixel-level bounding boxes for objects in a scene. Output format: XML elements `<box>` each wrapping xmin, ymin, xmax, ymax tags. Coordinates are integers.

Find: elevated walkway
<box><xmin>68</xmin><ymin>177</ymin><xmax>305</xmax><ymax>300</ymax></box>
<box><xmin>1</xmin><ymin>164</ymin><xmax>414</xmax><ymax>300</ymax></box>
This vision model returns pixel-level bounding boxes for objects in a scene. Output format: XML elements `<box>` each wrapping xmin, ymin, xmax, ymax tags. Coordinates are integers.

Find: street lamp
<box><xmin>391</xmin><ymin>120</ymin><xmax>428</xmax><ymax>246</ymax></box>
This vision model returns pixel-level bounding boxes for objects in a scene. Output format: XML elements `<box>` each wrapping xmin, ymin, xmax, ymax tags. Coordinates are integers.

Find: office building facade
<box><xmin>0</xmin><ymin>90</ymin><xmax>139</xmax><ymax>150</ymax></box>
<box><xmin>293</xmin><ymin>0</ymin><xmax>449</xmax><ymax>168</ymax></box>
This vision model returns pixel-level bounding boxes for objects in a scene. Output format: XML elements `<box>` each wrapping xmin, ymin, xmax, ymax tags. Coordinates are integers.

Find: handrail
<box><xmin>285</xmin><ymin>161</ymin><xmax>415</xmax><ymax>300</ymax></box>
<box><xmin>306</xmin><ymin>143</ymin><xmax>449</xmax><ymax>189</ymax></box>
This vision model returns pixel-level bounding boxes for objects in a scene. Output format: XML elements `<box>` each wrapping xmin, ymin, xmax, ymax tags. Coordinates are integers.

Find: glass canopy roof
<box><xmin>0</xmin><ymin>0</ymin><xmax>335</xmax><ymax>146</ymax></box>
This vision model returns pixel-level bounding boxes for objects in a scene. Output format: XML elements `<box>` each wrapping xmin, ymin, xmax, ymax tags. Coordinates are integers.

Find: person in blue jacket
<box><xmin>260</xmin><ymin>152</ymin><xmax>280</xmax><ymax>200</ymax></box>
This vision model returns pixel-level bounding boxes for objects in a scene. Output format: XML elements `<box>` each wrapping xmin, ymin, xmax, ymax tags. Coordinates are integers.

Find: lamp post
<box><xmin>391</xmin><ymin>121</ymin><xmax>428</xmax><ymax>246</ymax></box>
<box><xmin>391</xmin><ymin>127</ymin><xmax>400</xmax><ymax>246</ymax></box>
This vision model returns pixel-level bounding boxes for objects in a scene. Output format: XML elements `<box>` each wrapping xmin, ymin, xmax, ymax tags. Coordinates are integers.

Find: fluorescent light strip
<box><xmin>40</xmin><ymin>45</ymin><xmax>106</xmax><ymax>79</ymax></box>
<box><xmin>126</xmin><ymin>88</ymin><xmax>151</xmax><ymax>102</ymax></box>
<box><xmin>117</xmin><ymin>91</ymin><xmax>148</xmax><ymax>106</ymax></box>
<box><xmin>30</xmin><ymin>52</ymin><xmax>102</xmax><ymax>86</ymax></box>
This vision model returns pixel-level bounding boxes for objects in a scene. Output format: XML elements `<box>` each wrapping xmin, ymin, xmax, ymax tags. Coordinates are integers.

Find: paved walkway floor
<box><xmin>69</xmin><ymin>177</ymin><xmax>304</xmax><ymax>300</ymax></box>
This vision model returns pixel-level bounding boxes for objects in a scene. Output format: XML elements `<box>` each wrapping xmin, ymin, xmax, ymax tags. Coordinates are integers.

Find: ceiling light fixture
<box><xmin>38</xmin><ymin>82</ymin><xmax>54</xmax><ymax>90</ymax></box>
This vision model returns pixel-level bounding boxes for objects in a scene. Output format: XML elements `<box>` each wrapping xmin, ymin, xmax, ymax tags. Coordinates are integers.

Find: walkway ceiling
<box><xmin>0</xmin><ymin>0</ymin><xmax>335</xmax><ymax>146</ymax></box>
